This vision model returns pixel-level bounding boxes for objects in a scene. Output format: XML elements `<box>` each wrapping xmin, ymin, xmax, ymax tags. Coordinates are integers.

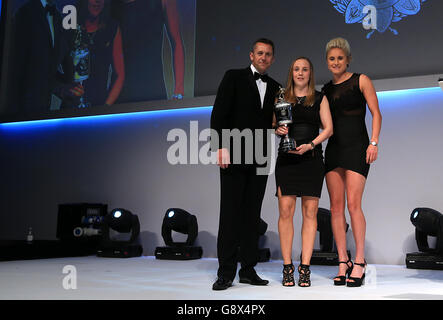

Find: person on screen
<box><xmin>210</xmin><ymin>38</ymin><xmax>280</xmax><ymax>291</ymax></box>
<box><xmin>114</xmin><ymin>0</ymin><xmax>184</xmax><ymax>102</ymax></box>
<box><xmin>77</xmin><ymin>0</ymin><xmax>125</xmax><ymax>107</ymax></box>
<box><xmin>321</xmin><ymin>37</ymin><xmax>382</xmax><ymax>287</ymax></box>
<box><xmin>273</xmin><ymin>57</ymin><xmax>332</xmax><ymax>287</ymax></box>
<box><xmin>11</xmin><ymin>0</ymin><xmax>83</xmax><ymax>114</ymax></box>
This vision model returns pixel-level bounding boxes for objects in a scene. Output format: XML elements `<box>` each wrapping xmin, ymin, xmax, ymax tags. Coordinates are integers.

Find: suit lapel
<box><xmin>263</xmin><ymin>80</ymin><xmax>277</xmax><ymax>110</ymax></box>
<box><xmin>52</xmin><ymin>12</ymin><xmax>62</xmax><ymax>52</ymax></box>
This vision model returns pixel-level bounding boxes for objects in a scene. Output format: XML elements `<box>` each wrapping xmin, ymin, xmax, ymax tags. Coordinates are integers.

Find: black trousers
<box><xmin>216</xmin><ymin>165</ymin><xmax>268</xmax><ymax>280</ymax></box>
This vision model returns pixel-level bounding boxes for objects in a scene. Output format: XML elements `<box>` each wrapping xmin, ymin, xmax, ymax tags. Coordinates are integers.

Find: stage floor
<box><xmin>1</xmin><ymin>256</ymin><xmax>443</xmax><ymax>300</ymax></box>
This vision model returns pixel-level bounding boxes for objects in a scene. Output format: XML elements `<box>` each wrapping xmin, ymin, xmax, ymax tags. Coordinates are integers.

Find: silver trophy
<box><xmin>71</xmin><ymin>25</ymin><xmax>90</xmax><ymax>108</ymax></box>
<box><xmin>274</xmin><ymin>87</ymin><xmax>296</xmax><ymax>153</ymax></box>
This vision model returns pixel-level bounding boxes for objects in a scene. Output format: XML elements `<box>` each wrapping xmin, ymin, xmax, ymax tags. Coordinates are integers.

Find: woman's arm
<box><xmin>105</xmin><ymin>27</ymin><xmax>125</xmax><ymax>106</ymax></box>
<box><xmin>163</xmin><ymin>0</ymin><xmax>185</xmax><ymax>98</ymax></box>
<box><xmin>360</xmin><ymin>74</ymin><xmax>382</xmax><ymax>164</ymax></box>
<box><xmin>314</xmin><ymin>95</ymin><xmax>333</xmax><ymax>145</ymax></box>
<box><xmin>290</xmin><ymin>95</ymin><xmax>333</xmax><ymax>155</ymax></box>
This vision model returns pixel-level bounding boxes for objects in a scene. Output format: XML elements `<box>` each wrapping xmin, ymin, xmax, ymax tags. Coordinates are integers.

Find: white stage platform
<box><xmin>1</xmin><ymin>256</ymin><xmax>443</xmax><ymax>300</ymax></box>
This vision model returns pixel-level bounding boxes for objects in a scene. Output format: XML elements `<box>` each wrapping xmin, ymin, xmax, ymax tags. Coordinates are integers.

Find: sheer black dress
<box><xmin>322</xmin><ymin>73</ymin><xmax>370</xmax><ymax>178</ymax></box>
<box><xmin>275</xmin><ymin>91</ymin><xmax>325</xmax><ymax>198</ymax></box>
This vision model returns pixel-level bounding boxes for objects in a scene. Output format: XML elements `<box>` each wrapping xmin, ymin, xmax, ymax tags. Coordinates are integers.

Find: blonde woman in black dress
<box><xmin>322</xmin><ymin>38</ymin><xmax>382</xmax><ymax>287</ymax></box>
<box><xmin>274</xmin><ymin>57</ymin><xmax>333</xmax><ymax>287</ymax></box>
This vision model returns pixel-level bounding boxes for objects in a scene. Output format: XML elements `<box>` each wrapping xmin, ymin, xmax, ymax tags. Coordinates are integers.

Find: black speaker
<box><xmin>56</xmin><ymin>203</ymin><xmax>107</xmax><ymax>245</ymax></box>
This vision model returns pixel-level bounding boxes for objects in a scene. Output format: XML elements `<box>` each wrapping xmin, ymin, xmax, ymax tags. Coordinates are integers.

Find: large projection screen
<box><xmin>1</xmin><ymin>0</ymin><xmax>442</xmax><ymax>123</ymax></box>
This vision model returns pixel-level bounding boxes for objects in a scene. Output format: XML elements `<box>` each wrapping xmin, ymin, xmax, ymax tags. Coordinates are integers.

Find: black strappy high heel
<box><xmin>298</xmin><ymin>264</ymin><xmax>311</xmax><ymax>287</ymax></box>
<box><xmin>282</xmin><ymin>262</ymin><xmax>295</xmax><ymax>287</ymax></box>
<box><xmin>333</xmin><ymin>259</ymin><xmax>353</xmax><ymax>286</ymax></box>
<box><xmin>347</xmin><ymin>260</ymin><xmax>366</xmax><ymax>287</ymax></box>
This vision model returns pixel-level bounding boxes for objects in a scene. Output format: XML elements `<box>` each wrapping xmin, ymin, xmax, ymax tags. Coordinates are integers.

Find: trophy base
<box><xmin>279</xmin><ymin>138</ymin><xmax>296</xmax><ymax>153</ymax></box>
<box><xmin>78</xmin><ymin>102</ymin><xmax>90</xmax><ymax>108</ymax></box>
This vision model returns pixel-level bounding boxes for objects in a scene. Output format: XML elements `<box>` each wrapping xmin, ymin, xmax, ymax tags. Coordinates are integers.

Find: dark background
<box><xmin>0</xmin><ymin>0</ymin><xmax>7</xmax><ymax>95</ymax></box>
<box><xmin>195</xmin><ymin>0</ymin><xmax>443</xmax><ymax>95</ymax></box>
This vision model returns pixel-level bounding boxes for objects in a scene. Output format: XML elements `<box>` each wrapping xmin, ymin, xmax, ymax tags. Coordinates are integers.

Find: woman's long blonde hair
<box><xmin>284</xmin><ymin>57</ymin><xmax>316</xmax><ymax>107</ymax></box>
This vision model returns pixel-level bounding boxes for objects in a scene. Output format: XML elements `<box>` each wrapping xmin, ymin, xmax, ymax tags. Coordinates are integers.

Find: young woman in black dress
<box><xmin>322</xmin><ymin>38</ymin><xmax>382</xmax><ymax>287</ymax></box>
<box><xmin>274</xmin><ymin>57</ymin><xmax>333</xmax><ymax>287</ymax></box>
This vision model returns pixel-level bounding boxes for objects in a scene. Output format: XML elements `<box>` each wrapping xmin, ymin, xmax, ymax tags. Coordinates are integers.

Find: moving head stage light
<box><xmin>406</xmin><ymin>207</ymin><xmax>443</xmax><ymax>270</ymax></box>
<box><xmin>307</xmin><ymin>208</ymin><xmax>351</xmax><ymax>265</ymax></box>
<box><xmin>97</xmin><ymin>208</ymin><xmax>143</xmax><ymax>258</ymax></box>
<box><xmin>155</xmin><ymin>208</ymin><xmax>203</xmax><ymax>260</ymax></box>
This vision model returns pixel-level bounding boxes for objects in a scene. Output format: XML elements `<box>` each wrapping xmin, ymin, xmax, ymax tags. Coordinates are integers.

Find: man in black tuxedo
<box><xmin>210</xmin><ymin>38</ymin><xmax>280</xmax><ymax>290</ymax></box>
<box><xmin>11</xmin><ymin>0</ymin><xmax>81</xmax><ymax>115</ymax></box>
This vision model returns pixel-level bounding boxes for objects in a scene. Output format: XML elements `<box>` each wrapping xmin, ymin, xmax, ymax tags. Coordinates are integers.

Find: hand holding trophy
<box><xmin>274</xmin><ymin>87</ymin><xmax>296</xmax><ymax>153</ymax></box>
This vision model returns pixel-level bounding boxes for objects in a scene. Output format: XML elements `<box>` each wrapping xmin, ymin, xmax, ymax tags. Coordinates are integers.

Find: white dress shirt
<box><xmin>250</xmin><ymin>64</ymin><xmax>267</xmax><ymax>108</ymax></box>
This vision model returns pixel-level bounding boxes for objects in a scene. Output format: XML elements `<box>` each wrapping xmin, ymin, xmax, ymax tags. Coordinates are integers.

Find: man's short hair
<box><xmin>252</xmin><ymin>38</ymin><xmax>275</xmax><ymax>55</ymax></box>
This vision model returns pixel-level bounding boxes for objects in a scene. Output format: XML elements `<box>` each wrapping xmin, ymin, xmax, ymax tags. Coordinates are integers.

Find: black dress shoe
<box><xmin>239</xmin><ymin>273</ymin><xmax>269</xmax><ymax>286</ymax></box>
<box><xmin>212</xmin><ymin>278</ymin><xmax>233</xmax><ymax>291</ymax></box>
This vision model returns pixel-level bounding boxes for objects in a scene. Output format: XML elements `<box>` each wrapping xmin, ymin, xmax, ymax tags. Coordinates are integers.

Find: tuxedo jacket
<box><xmin>11</xmin><ymin>0</ymin><xmax>73</xmax><ymax>114</ymax></box>
<box><xmin>210</xmin><ymin>67</ymin><xmax>281</xmax><ymax>166</ymax></box>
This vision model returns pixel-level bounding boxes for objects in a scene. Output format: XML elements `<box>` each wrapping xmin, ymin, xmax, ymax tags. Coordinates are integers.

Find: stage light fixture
<box><xmin>308</xmin><ymin>208</ymin><xmax>351</xmax><ymax>265</ymax></box>
<box><xmin>97</xmin><ymin>208</ymin><xmax>143</xmax><ymax>258</ymax></box>
<box><xmin>317</xmin><ymin>207</ymin><xmax>336</xmax><ymax>252</ymax></box>
<box><xmin>155</xmin><ymin>208</ymin><xmax>203</xmax><ymax>260</ymax></box>
<box><xmin>406</xmin><ymin>207</ymin><xmax>443</xmax><ymax>270</ymax></box>
<box><xmin>114</xmin><ymin>210</ymin><xmax>122</xmax><ymax>218</ymax></box>
<box><xmin>161</xmin><ymin>208</ymin><xmax>198</xmax><ymax>246</ymax></box>
<box><xmin>410</xmin><ymin>207</ymin><xmax>443</xmax><ymax>253</ymax></box>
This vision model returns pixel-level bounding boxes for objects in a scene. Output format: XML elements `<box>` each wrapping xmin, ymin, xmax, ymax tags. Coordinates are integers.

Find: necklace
<box><xmin>296</xmin><ymin>96</ymin><xmax>305</xmax><ymax>104</ymax></box>
<box><xmin>85</xmin><ymin>20</ymin><xmax>100</xmax><ymax>45</ymax></box>
<box><xmin>87</xmin><ymin>31</ymin><xmax>97</xmax><ymax>45</ymax></box>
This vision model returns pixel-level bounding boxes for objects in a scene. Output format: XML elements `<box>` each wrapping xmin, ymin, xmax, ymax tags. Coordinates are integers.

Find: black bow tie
<box><xmin>253</xmin><ymin>72</ymin><xmax>268</xmax><ymax>82</ymax></box>
<box><xmin>45</xmin><ymin>3</ymin><xmax>57</xmax><ymax>16</ymax></box>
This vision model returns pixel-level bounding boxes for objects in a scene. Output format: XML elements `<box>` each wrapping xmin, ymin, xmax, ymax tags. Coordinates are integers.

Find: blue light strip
<box><xmin>0</xmin><ymin>106</ymin><xmax>214</xmax><ymax>129</ymax></box>
<box><xmin>376</xmin><ymin>86</ymin><xmax>440</xmax><ymax>97</ymax></box>
<box><xmin>0</xmin><ymin>87</ymin><xmax>441</xmax><ymax>129</ymax></box>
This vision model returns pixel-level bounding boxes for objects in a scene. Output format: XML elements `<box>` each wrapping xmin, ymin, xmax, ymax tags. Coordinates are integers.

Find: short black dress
<box><xmin>322</xmin><ymin>73</ymin><xmax>370</xmax><ymax>178</ymax></box>
<box><xmin>275</xmin><ymin>91</ymin><xmax>325</xmax><ymax>198</ymax></box>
